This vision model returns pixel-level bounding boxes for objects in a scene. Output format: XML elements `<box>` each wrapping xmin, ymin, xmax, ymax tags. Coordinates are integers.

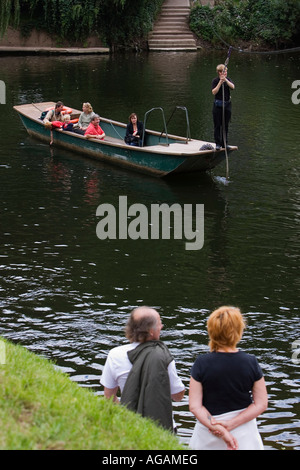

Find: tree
<box><xmin>0</xmin><ymin>0</ymin><xmax>164</xmax><ymax>48</ymax></box>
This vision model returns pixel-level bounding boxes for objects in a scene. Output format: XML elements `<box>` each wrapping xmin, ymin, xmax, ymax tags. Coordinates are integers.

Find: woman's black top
<box><xmin>191</xmin><ymin>351</ymin><xmax>263</xmax><ymax>415</ymax></box>
<box><xmin>125</xmin><ymin>121</ymin><xmax>144</xmax><ymax>144</ymax></box>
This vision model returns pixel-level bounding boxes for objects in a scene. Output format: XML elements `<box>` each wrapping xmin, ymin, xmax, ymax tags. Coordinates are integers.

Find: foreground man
<box><xmin>101</xmin><ymin>306</ymin><xmax>185</xmax><ymax>431</ymax></box>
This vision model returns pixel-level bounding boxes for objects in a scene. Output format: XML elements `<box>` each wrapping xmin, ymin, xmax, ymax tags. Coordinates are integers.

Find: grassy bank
<box><xmin>0</xmin><ymin>337</ymin><xmax>185</xmax><ymax>450</ymax></box>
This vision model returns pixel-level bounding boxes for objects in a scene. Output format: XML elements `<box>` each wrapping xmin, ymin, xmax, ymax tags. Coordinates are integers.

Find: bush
<box><xmin>189</xmin><ymin>0</ymin><xmax>300</xmax><ymax>48</ymax></box>
<box><xmin>189</xmin><ymin>5</ymin><xmax>215</xmax><ymax>42</ymax></box>
<box><xmin>98</xmin><ymin>0</ymin><xmax>164</xmax><ymax>48</ymax></box>
<box><xmin>1</xmin><ymin>0</ymin><xmax>165</xmax><ymax>48</ymax></box>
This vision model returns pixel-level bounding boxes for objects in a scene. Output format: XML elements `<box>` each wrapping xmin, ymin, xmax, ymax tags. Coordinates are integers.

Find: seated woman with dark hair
<box><xmin>124</xmin><ymin>113</ymin><xmax>144</xmax><ymax>147</ymax></box>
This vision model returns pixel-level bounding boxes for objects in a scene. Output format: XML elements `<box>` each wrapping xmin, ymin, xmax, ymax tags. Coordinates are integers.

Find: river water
<box><xmin>0</xmin><ymin>50</ymin><xmax>299</xmax><ymax>450</ymax></box>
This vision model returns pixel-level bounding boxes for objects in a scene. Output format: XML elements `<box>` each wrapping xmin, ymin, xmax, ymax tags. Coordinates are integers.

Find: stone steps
<box><xmin>148</xmin><ymin>0</ymin><xmax>197</xmax><ymax>51</ymax></box>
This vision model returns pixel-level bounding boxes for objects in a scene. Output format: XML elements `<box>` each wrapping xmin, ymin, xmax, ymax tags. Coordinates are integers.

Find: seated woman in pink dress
<box><xmin>84</xmin><ymin>115</ymin><xmax>105</xmax><ymax>140</ymax></box>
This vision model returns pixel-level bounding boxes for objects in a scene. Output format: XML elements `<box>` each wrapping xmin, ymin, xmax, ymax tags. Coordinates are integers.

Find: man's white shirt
<box><xmin>100</xmin><ymin>342</ymin><xmax>184</xmax><ymax>395</ymax></box>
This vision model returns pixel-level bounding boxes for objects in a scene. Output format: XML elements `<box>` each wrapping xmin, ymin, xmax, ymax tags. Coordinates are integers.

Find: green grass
<box><xmin>0</xmin><ymin>337</ymin><xmax>185</xmax><ymax>450</ymax></box>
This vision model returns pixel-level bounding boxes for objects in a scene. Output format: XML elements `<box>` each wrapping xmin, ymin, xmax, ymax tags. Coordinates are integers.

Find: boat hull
<box><xmin>14</xmin><ymin>102</ymin><xmax>237</xmax><ymax>177</ymax></box>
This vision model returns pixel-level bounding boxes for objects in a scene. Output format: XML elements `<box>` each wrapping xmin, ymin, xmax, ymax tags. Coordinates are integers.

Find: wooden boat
<box><xmin>14</xmin><ymin>102</ymin><xmax>238</xmax><ymax>178</ymax></box>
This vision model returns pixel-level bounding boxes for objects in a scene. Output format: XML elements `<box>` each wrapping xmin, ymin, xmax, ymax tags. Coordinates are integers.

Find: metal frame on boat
<box><xmin>14</xmin><ymin>102</ymin><xmax>237</xmax><ymax>177</ymax></box>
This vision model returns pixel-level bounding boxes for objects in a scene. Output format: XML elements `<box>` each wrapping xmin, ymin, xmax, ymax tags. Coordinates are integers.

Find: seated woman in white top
<box><xmin>74</xmin><ymin>102</ymin><xmax>95</xmax><ymax>134</ymax></box>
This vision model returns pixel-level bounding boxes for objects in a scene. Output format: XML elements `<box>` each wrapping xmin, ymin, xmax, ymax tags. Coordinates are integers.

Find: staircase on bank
<box><xmin>148</xmin><ymin>0</ymin><xmax>197</xmax><ymax>51</ymax></box>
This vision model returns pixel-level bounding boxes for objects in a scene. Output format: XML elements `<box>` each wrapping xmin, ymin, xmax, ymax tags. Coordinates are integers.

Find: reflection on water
<box><xmin>0</xmin><ymin>51</ymin><xmax>300</xmax><ymax>450</ymax></box>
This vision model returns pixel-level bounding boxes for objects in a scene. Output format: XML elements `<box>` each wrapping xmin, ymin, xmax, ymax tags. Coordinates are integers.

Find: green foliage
<box><xmin>0</xmin><ymin>0</ymin><xmax>20</xmax><ymax>37</ymax></box>
<box><xmin>98</xmin><ymin>0</ymin><xmax>164</xmax><ymax>48</ymax></box>
<box><xmin>41</xmin><ymin>0</ymin><xmax>103</xmax><ymax>41</ymax></box>
<box><xmin>1</xmin><ymin>0</ymin><xmax>299</xmax><ymax>49</ymax></box>
<box><xmin>190</xmin><ymin>0</ymin><xmax>300</xmax><ymax>48</ymax></box>
<box><xmin>189</xmin><ymin>5</ymin><xmax>215</xmax><ymax>42</ymax></box>
<box><xmin>0</xmin><ymin>0</ymin><xmax>164</xmax><ymax>47</ymax></box>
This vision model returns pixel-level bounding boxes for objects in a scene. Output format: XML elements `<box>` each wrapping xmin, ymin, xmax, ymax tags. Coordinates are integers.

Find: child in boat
<box><xmin>61</xmin><ymin>114</ymin><xmax>74</xmax><ymax>132</ymax></box>
<box><xmin>48</xmin><ymin>114</ymin><xmax>73</xmax><ymax>144</ymax></box>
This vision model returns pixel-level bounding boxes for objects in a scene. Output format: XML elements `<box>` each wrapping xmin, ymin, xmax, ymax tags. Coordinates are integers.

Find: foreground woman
<box><xmin>189</xmin><ymin>306</ymin><xmax>268</xmax><ymax>450</ymax></box>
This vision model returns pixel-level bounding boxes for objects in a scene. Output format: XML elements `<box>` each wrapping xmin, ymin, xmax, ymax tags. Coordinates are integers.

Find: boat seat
<box><xmin>105</xmin><ymin>136</ymin><xmax>123</xmax><ymax>144</ymax></box>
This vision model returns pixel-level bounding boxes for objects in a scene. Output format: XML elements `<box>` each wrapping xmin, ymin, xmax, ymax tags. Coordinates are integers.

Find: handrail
<box><xmin>142</xmin><ymin>107</ymin><xmax>169</xmax><ymax>147</ymax></box>
<box><xmin>161</xmin><ymin>106</ymin><xmax>191</xmax><ymax>144</ymax></box>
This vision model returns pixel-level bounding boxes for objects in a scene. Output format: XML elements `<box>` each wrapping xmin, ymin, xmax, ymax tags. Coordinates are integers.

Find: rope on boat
<box><xmin>108</xmin><ymin>120</ymin><xmax>124</xmax><ymax>140</ymax></box>
<box><xmin>31</xmin><ymin>102</ymin><xmax>44</xmax><ymax>112</ymax></box>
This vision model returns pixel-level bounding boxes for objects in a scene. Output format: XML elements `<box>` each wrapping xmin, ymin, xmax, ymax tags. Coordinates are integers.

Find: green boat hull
<box><xmin>14</xmin><ymin>103</ymin><xmax>237</xmax><ymax>177</ymax></box>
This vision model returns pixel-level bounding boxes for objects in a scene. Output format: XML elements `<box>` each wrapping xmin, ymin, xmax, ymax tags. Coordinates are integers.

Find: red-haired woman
<box><xmin>189</xmin><ymin>306</ymin><xmax>268</xmax><ymax>450</ymax></box>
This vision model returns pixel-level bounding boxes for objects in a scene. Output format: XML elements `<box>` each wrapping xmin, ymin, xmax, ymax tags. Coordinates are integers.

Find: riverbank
<box><xmin>0</xmin><ymin>26</ymin><xmax>294</xmax><ymax>56</ymax></box>
<box><xmin>0</xmin><ymin>337</ymin><xmax>184</xmax><ymax>450</ymax></box>
<box><xmin>0</xmin><ymin>46</ymin><xmax>110</xmax><ymax>55</ymax></box>
<box><xmin>0</xmin><ymin>26</ymin><xmax>110</xmax><ymax>54</ymax></box>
